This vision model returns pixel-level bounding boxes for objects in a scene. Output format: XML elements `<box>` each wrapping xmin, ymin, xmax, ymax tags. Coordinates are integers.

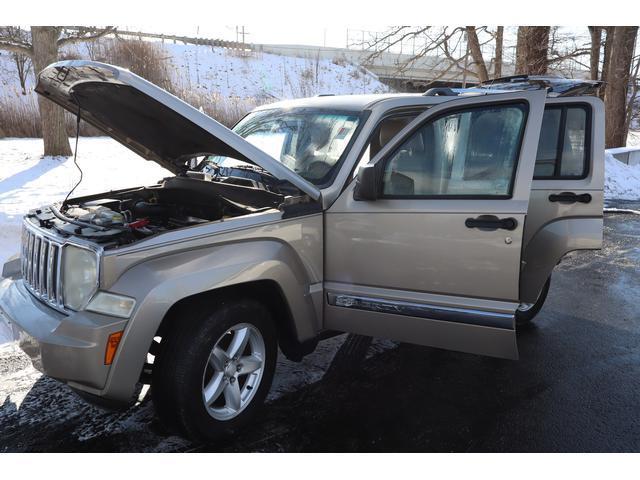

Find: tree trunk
<box><xmin>465</xmin><ymin>27</ymin><xmax>489</xmax><ymax>83</ymax></box>
<box><xmin>494</xmin><ymin>26</ymin><xmax>504</xmax><ymax>79</ymax></box>
<box><xmin>30</xmin><ymin>26</ymin><xmax>72</xmax><ymax>157</ymax></box>
<box><xmin>604</xmin><ymin>26</ymin><xmax>638</xmax><ymax>148</ymax></box>
<box><xmin>588</xmin><ymin>26</ymin><xmax>602</xmax><ymax>81</ymax></box>
<box><xmin>600</xmin><ymin>27</ymin><xmax>614</xmax><ymax>100</ymax></box>
<box><xmin>515</xmin><ymin>26</ymin><xmax>550</xmax><ymax>75</ymax></box>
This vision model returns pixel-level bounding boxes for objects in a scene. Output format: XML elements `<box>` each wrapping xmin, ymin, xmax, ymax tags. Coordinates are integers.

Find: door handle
<box><xmin>465</xmin><ymin>215</ymin><xmax>518</xmax><ymax>231</ymax></box>
<box><xmin>548</xmin><ymin>192</ymin><xmax>592</xmax><ymax>204</ymax></box>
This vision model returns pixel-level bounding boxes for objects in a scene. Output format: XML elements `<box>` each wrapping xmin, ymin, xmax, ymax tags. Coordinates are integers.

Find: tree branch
<box><xmin>57</xmin><ymin>26</ymin><xmax>117</xmax><ymax>48</ymax></box>
<box><xmin>0</xmin><ymin>40</ymin><xmax>32</xmax><ymax>57</ymax></box>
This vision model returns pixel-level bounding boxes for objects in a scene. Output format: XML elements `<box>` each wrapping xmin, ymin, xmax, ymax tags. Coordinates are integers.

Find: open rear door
<box><xmin>324</xmin><ymin>90</ymin><xmax>546</xmax><ymax>359</ymax></box>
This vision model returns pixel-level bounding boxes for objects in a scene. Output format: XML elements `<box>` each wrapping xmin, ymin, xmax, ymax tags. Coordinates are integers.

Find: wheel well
<box><xmin>154</xmin><ymin>280</ymin><xmax>315</xmax><ymax>362</ymax></box>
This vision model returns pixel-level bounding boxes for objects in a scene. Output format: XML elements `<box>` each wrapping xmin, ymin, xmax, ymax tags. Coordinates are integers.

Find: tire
<box><xmin>515</xmin><ymin>277</ymin><xmax>551</xmax><ymax>327</ymax></box>
<box><xmin>152</xmin><ymin>297</ymin><xmax>277</xmax><ymax>441</ymax></box>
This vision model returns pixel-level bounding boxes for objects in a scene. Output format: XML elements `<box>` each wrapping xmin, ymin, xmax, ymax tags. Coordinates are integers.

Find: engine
<box><xmin>26</xmin><ymin>175</ymin><xmax>284</xmax><ymax>249</ymax></box>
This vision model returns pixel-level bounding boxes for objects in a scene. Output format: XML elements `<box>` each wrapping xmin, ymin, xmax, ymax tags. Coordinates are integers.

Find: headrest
<box><xmin>379</xmin><ymin>118</ymin><xmax>410</xmax><ymax>147</ymax></box>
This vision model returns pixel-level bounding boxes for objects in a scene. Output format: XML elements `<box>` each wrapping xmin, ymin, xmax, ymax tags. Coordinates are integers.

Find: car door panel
<box><xmin>323</xmin><ymin>91</ymin><xmax>546</xmax><ymax>359</ymax></box>
<box><xmin>520</xmin><ymin>97</ymin><xmax>604</xmax><ymax>302</ymax></box>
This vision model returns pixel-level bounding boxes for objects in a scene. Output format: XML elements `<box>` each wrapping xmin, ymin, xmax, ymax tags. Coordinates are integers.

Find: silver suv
<box><xmin>0</xmin><ymin>61</ymin><xmax>604</xmax><ymax>440</ymax></box>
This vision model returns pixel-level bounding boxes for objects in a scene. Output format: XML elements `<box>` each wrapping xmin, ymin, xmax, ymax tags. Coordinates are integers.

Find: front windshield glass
<box><xmin>205</xmin><ymin>108</ymin><xmax>362</xmax><ymax>186</ymax></box>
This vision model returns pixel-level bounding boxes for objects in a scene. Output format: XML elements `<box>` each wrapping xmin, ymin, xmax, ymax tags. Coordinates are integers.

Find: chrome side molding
<box><xmin>326</xmin><ymin>293</ymin><xmax>514</xmax><ymax>330</ymax></box>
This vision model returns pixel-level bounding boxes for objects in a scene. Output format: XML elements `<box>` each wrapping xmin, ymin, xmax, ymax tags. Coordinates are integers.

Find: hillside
<box><xmin>0</xmin><ymin>39</ymin><xmax>390</xmax><ymax>134</ymax></box>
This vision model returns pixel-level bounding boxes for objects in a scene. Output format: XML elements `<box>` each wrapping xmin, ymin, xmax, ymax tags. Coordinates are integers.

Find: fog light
<box><xmin>86</xmin><ymin>292</ymin><xmax>136</xmax><ymax>318</ymax></box>
<box><xmin>105</xmin><ymin>331</ymin><xmax>123</xmax><ymax>365</ymax></box>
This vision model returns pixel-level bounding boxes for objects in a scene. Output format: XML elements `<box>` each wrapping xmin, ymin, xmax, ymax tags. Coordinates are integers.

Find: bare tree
<box><xmin>515</xmin><ymin>27</ymin><xmax>550</xmax><ymax>75</ymax></box>
<box><xmin>361</xmin><ymin>26</ymin><xmax>500</xmax><ymax>87</ymax></box>
<box><xmin>465</xmin><ymin>26</ymin><xmax>489</xmax><ymax>82</ymax></box>
<box><xmin>0</xmin><ymin>27</ymin><xmax>32</xmax><ymax>95</ymax></box>
<box><xmin>604</xmin><ymin>26</ymin><xmax>638</xmax><ymax>148</ymax></box>
<box><xmin>494</xmin><ymin>26</ymin><xmax>504</xmax><ymax>78</ymax></box>
<box><xmin>588</xmin><ymin>26</ymin><xmax>602</xmax><ymax>81</ymax></box>
<box><xmin>0</xmin><ymin>26</ymin><xmax>116</xmax><ymax>156</ymax></box>
<box><xmin>624</xmin><ymin>55</ymin><xmax>640</xmax><ymax>136</ymax></box>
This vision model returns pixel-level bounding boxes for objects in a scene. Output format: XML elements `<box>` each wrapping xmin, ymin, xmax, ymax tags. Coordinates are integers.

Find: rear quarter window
<box><xmin>533</xmin><ymin>105</ymin><xmax>590</xmax><ymax>179</ymax></box>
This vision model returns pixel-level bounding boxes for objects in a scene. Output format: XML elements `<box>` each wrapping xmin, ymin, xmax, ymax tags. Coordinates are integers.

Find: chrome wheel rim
<box><xmin>201</xmin><ymin>323</ymin><xmax>265</xmax><ymax>421</ymax></box>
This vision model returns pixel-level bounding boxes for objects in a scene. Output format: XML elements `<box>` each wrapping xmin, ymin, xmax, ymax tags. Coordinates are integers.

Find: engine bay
<box><xmin>26</xmin><ymin>175</ymin><xmax>287</xmax><ymax>249</ymax></box>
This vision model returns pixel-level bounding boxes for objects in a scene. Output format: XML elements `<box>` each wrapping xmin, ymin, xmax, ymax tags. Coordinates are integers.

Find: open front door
<box><xmin>324</xmin><ymin>91</ymin><xmax>546</xmax><ymax>359</ymax></box>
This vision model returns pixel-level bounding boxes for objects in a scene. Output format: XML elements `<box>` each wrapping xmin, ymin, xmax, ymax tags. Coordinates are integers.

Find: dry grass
<box><xmin>0</xmin><ymin>96</ymin><xmax>41</xmax><ymax>137</ymax></box>
<box><xmin>90</xmin><ymin>38</ymin><xmax>175</xmax><ymax>92</ymax></box>
<box><xmin>0</xmin><ymin>95</ymin><xmax>104</xmax><ymax>138</ymax></box>
<box><xmin>173</xmin><ymin>88</ymin><xmax>268</xmax><ymax>127</ymax></box>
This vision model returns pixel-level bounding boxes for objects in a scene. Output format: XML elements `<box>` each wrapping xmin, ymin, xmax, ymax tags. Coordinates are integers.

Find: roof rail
<box><xmin>476</xmin><ymin>76</ymin><xmax>602</xmax><ymax>97</ymax></box>
<box><xmin>316</xmin><ymin>93</ymin><xmax>335</xmax><ymax>97</ymax></box>
<box><xmin>423</xmin><ymin>87</ymin><xmax>458</xmax><ymax>97</ymax></box>
<box><xmin>481</xmin><ymin>74</ymin><xmax>534</xmax><ymax>85</ymax></box>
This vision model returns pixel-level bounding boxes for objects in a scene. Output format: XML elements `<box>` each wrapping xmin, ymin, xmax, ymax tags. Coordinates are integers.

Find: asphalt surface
<box><xmin>1</xmin><ymin>210</ymin><xmax>639</xmax><ymax>452</ymax></box>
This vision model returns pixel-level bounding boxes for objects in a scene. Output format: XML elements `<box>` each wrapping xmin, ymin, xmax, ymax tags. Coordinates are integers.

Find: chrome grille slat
<box><xmin>21</xmin><ymin>222</ymin><xmax>65</xmax><ymax>310</ymax></box>
<box><xmin>33</xmin><ymin>236</ymin><xmax>41</xmax><ymax>292</ymax></box>
<box><xmin>38</xmin><ymin>240</ymin><xmax>47</xmax><ymax>294</ymax></box>
<box><xmin>47</xmin><ymin>242</ymin><xmax>55</xmax><ymax>300</ymax></box>
<box><xmin>55</xmin><ymin>245</ymin><xmax>63</xmax><ymax>307</ymax></box>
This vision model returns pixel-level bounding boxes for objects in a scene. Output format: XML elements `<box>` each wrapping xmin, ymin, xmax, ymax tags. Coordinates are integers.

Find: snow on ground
<box><xmin>165</xmin><ymin>43</ymin><xmax>389</xmax><ymax>99</ymax></box>
<box><xmin>604</xmin><ymin>150</ymin><xmax>640</xmax><ymax>200</ymax></box>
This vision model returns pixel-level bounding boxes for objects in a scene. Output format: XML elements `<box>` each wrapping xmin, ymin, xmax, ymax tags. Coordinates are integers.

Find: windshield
<box><xmin>205</xmin><ymin>108</ymin><xmax>362</xmax><ymax>186</ymax></box>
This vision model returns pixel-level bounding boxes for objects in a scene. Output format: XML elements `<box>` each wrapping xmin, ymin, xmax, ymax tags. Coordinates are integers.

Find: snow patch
<box><xmin>604</xmin><ymin>150</ymin><xmax>640</xmax><ymax>200</ymax></box>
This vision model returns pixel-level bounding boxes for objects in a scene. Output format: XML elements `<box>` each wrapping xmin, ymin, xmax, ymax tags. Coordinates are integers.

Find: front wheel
<box><xmin>152</xmin><ymin>298</ymin><xmax>277</xmax><ymax>441</ymax></box>
<box><xmin>515</xmin><ymin>277</ymin><xmax>551</xmax><ymax>327</ymax></box>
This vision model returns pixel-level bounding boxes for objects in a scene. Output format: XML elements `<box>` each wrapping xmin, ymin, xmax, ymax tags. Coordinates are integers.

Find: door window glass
<box><xmin>533</xmin><ymin>109</ymin><xmax>561</xmax><ymax>177</ymax></box>
<box><xmin>381</xmin><ymin>104</ymin><xmax>526</xmax><ymax>197</ymax></box>
<box><xmin>533</xmin><ymin>105</ymin><xmax>588</xmax><ymax>179</ymax></box>
<box><xmin>560</xmin><ymin>107</ymin><xmax>587</xmax><ymax>176</ymax></box>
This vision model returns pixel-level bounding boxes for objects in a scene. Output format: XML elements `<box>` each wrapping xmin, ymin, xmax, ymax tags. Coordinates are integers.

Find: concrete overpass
<box><xmin>254</xmin><ymin>43</ymin><xmax>591</xmax><ymax>92</ymax></box>
<box><xmin>103</xmin><ymin>29</ymin><xmax>590</xmax><ymax>93</ymax></box>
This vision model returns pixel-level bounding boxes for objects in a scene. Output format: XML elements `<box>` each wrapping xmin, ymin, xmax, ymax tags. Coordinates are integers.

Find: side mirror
<box><xmin>353</xmin><ymin>163</ymin><xmax>379</xmax><ymax>201</ymax></box>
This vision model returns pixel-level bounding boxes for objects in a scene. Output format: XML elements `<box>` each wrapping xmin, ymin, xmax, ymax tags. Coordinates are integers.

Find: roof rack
<box><xmin>477</xmin><ymin>75</ymin><xmax>603</xmax><ymax>97</ymax></box>
<box><xmin>422</xmin><ymin>87</ymin><xmax>459</xmax><ymax>97</ymax></box>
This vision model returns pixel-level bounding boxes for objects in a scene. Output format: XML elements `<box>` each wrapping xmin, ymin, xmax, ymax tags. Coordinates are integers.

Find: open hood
<box><xmin>35</xmin><ymin>60</ymin><xmax>320</xmax><ymax>201</ymax></box>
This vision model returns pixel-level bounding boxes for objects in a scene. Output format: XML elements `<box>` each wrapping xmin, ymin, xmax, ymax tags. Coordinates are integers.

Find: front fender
<box><xmin>101</xmin><ymin>239</ymin><xmax>319</xmax><ymax>402</ymax></box>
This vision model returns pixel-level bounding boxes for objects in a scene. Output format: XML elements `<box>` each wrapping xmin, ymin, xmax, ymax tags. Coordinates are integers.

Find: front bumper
<box><xmin>0</xmin><ymin>274</ymin><xmax>128</xmax><ymax>401</ymax></box>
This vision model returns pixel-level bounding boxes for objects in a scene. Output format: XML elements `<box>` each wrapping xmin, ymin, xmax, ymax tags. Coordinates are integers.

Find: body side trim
<box><xmin>326</xmin><ymin>293</ymin><xmax>514</xmax><ymax>330</ymax></box>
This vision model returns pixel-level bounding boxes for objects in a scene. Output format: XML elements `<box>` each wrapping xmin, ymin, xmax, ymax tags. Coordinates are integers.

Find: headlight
<box><xmin>62</xmin><ymin>245</ymin><xmax>98</xmax><ymax>310</ymax></box>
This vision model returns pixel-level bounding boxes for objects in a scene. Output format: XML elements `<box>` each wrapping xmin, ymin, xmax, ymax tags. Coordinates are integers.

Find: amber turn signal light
<box><xmin>105</xmin><ymin>331</ymin><xmax>124</xmax><ymax>365</ymax></box>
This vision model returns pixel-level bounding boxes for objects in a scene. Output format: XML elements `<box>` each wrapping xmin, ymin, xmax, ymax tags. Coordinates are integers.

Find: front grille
<box><xmin>21</xmin><ymin>222</ymin><xmax>64</xmax><ymax>309</ymax></box>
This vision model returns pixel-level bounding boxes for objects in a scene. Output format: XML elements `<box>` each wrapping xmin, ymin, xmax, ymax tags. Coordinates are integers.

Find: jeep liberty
<box><xmin>0</xmin><ymin>61</ymin><xmax>604</xmax><ymax>440</ymax></box>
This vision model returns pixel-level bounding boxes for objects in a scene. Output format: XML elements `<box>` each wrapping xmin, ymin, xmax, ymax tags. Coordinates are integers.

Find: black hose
<box><xmin>62</xmin><ymin>102</ymin><xmax>84</xmax><ymax>207</ymax></box>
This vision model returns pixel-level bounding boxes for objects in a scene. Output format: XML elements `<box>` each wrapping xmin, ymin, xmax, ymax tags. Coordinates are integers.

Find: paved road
<box><xmin>1</xmin><ymin>212</ymin><xmax>639</xmax><ymax>452</ymax></box>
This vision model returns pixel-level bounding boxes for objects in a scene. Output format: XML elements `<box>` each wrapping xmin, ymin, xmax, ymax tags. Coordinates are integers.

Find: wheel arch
<box><xmin>100</xmin><ymin>239</ymin><xmax>321</xmax><ymax>403</ymax></box>
<box><xmin>520</xmin><ymin>216</ymin><xmax>602</xmax><ymax>303</ymax></box>
<box><xmin>155</xmin><ymin>280</ymin><xmax>318</xmax><ymax>362</ymax></box>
